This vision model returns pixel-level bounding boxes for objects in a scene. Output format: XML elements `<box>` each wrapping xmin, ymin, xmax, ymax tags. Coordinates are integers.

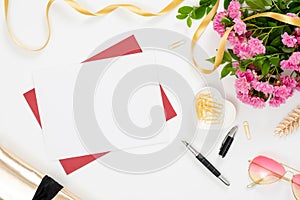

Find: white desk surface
<box><xmin>1</xmin><ymin>0</ymin><xmax>300</xmax><ymax>199</ymax></box>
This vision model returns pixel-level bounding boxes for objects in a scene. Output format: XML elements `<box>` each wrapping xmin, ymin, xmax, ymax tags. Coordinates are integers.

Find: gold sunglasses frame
<box><xmin>247</xmin><ymin>156</ymin><xmax>300</xmax><ymax>200</ymax></box>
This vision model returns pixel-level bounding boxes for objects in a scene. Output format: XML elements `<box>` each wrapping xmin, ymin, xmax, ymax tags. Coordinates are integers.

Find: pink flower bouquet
<box><xmin>210</xmin><ymin>0</ymin><xmax>300</xmax><ymax>108</ymax></box>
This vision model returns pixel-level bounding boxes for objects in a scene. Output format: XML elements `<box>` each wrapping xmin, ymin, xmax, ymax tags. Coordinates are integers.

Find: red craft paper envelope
<box><xmin>23</xmin><ymin>89</ymin><xmax>42</xmax><ymax>128</ymax></box>
<box><xmin>59</xmin><ymin>152</ymin><xmax>110</xmax><ymax>175</ymax></box>
<box><xmin>82</xmin><ymin>35</ymin><xmax>142</xmax><ymax>63</ymax></box>
<box><xmin>24</xmin><ymin>35</ymin><xmax>143</xmax><ymax>174</ymax></box>
<box><xmin>159</xmin><ymin>84</ymin><xmax>177</xmax><ymax>121</ymax></box>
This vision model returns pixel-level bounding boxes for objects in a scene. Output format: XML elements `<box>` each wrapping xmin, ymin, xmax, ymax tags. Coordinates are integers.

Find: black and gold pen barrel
<box><xmin>182</xmin><ymin>141</ymin><xmax>230</xmax><ymax>186</ymax></box>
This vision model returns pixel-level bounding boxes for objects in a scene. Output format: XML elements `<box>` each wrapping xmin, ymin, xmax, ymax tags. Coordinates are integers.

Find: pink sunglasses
<box><xmin>248</xmin><ymin>155</ymin><xmax>300</xmax><ymax>199</ymax></box>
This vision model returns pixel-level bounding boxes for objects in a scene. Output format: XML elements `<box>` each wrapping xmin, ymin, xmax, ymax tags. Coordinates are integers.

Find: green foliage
<box><xmin>221</xmin><ymin>63</ymin><xmax>233</xmax><ymax>78</ymax></box>
<box><xmin>282</xmin><ymin>46</ymin><xmax>295</xmax><ymax>53</ymax></box>
<box><xmin>192</xmin><ymin>7</ymin><xmax>206</xmax><ymax>20</ymax></box>
<box><xmin>176</xmin><ymin>14</ymin><xmax>188</xmax><ymax>20</ymax></box>
<box><xmin>206</xmin><ymin>56</ymin><xmax>216</xmax><ymax>64</ymax></box>
<box><xmin>228</xmin><ymin>49</ymin><xmax>240</xmax><ymax>60</ymax></box>
<box><xmin>245</xmin><ymin>0</ymin><xmax>267</xmax><ymax>10</ymax></box>
<box><xmin>178</xmin><ymin>6</ymin><xmax>193</xmax><ymax>14</ymax></box>
<box><xmin>262</xmin><ymin>61</ymin><xmax>271</xmax><ymax>75</ymax></box>
<box><xmin>187</xmin><ymin>17</ymin><xmax>192</xmax><ymax>27</ymax></box>
<box><xmin>176</xmin><ymin>0</ymin><xmax>300</xmax><ymax>83</ymax></box>
<box><xmin>176</xmin><ymin>0</ymin><xmax>218</xmax><ymax>28</ymax></box>
<box><xmin>224</xmin><ymin>0</ymin><xmax>232</xmax><ymax>9</ymax></box>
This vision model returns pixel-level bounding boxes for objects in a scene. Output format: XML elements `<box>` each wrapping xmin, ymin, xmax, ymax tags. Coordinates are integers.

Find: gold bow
<box><xmin>4</xmin><ymin>0</ymin><xmax>184</xmax><ymax>51</ymax></box>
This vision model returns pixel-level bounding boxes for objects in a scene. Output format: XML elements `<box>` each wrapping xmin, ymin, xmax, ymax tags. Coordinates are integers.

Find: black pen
<box><xmin>182</xmin><ymin>141</ymin><xmax>230</xmax><ymax>186</ymax></box>
<box><xmin>219</xmin><ymin>125</ymin><xmax>238</xmax><ymax>158</ymax></box>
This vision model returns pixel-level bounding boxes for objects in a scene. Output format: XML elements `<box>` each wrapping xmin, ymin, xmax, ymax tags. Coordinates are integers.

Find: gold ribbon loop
<box><xmin>4</xmin><ymin>0</ymin><xmax>184</xmax><ymax>51</ymax></box>
<box><xmin>191</xmin><ymin>0</ymin><xmax>220</xmax><ymax>74</ymax></box>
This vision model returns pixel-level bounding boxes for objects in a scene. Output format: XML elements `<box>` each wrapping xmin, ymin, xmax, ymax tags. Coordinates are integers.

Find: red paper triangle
<box><xmin>59</xmin><ymin>152</ymin><xmax>110</xmax><ymax>175</ymax></box>
<box><xmin>23</xmin><ymin>89</ymin><xmax>42</xmax><ymax>127</ymax></box>
<box><xmin>159</xmin><ymin>84</ymin><xmax>177</xmax><ymax>121</ymax></box>
<box><xmin>82</xmin><ymin>35</ymin><xmax>142</xmax><ymax>63</ymax></box>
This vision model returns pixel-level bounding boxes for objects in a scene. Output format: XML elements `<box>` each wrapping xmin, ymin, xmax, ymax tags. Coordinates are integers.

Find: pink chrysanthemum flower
<box><xmin>235</xmin><ymin>77</ymin><xmax>251</xmax><ymax>94</ymax></box>
<box><xmin>252</xmin><ymin>80</ymin><xmax>274</xmax><ymax>94</ymax></box>
<box><xmin>228</xmin><ymin>1</ymin><xmax>241</xmax><ymax>19</ymax></box>
<box><xmin>249</xmin><ymin>96</ymin><xmax>266</xmax><ymax>108</ymax></box>
<box><xmin>213</xmin><ymin>11</ymin><xmax>228</xmax><ymax>36</ymax></box>
<box><xmin>280</xmin><ymin>76</ymin><xmax>297</xmax><ymax>88</ymax></box>
<box><xmin>281</xmin><ymin>32</ymin><xmax>297</xmax><ymax>47</ymax></box>
<box><xmin>237</xmin><ymin>92</ymin><xmax>251</xmax><ymax>104</ymax></box>
<box><xmin>287</xmin><ymin>13</ymin><xmax>298</xmax><ymax>18</ymax></box>
<box><xmin>280</xmin><ymin>52</ymin><xmax>300</xmax><ymax>72</ymax></box>
<box><xmin>269</xmin><ymin>97</ymin><xmax>286</xmax><ymax>107</ymax></box>
<box><xmin>236</xmin><ymin>69</ymin><xmax>256</xmax><ymax>82</ymax></box>
<box><xmin>295</xmin><ymin>28</ymin><xmax>300</xmax><ymax>36</ymax></box>
<box><xmin>248</xmin><ymin>37</ymin><xmax>266</xmax><ymax>55</ymax></box>
<box><xmin>233</xmin><ymin>18</ymin><xmax>247</xmax><ymax>35</ymax></box>
<box><xmin>273</xmin><ymin>85</ymin><xmax>293</xmax><ymax>99</ymax></box>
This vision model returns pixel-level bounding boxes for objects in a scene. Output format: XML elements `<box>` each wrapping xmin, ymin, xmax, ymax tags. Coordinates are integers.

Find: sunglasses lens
<box><xmin>249</xmin><ymin>156</ymin><xmax>285</xmax><ymax>185</ymax></box>
<box><xmin>292</xmin><ymin>175</ymin><xmax>300</xmax><ymax>200</ymax></box>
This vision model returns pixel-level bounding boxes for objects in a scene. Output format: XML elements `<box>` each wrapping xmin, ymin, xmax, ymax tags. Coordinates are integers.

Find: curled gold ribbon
<box><xmin>194</xmin><ymin>11</ymin><xmax>300</xmax><ymax>74</ymax></box>
<box><xmin>4</xmin><ymin>0</ymin><xmax>184</xmax><ymax>51</ymax></box>
<box><xmin>191</xmin><ymin>0</ymin><xmax>220</xmax><ymax>74</ymax></box>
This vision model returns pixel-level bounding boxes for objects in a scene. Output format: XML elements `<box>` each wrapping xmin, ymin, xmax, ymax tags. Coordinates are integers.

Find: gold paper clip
<box><xmin>169</xmin><ymin>39</ymin><xmax>186</xmax><ymax>49</ymax></box>
<box><xmin>243</xmin><ymin>121</ymin><xmax>251</xmax><ymax>140</ymax></box>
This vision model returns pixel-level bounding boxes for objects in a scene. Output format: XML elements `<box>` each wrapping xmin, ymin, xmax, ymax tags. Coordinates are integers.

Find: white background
<box><xmin>1</xmin><ymin>0</ymin><xmax>300</xmax><ymax>199</ymax></box>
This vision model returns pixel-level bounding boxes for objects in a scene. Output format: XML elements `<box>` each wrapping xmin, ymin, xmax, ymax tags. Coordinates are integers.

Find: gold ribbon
<box><xmin>193</xmin><ymin>11</ymin><xmax>300</xmax><ymax>74</ymax></box>
<box><xmin>4</xmin><ymin>0</ymin><xmax>184</xmax><ymax>51</ymax></box>
<box><xmin>6</xmin><ymin>0</ymin><xmax>300</xmax><ymax>76</ymax></box>
<box><xmin>191</xmin><ymin>0</ymin><xmax>220</xmax><ymax>74</ymax></box>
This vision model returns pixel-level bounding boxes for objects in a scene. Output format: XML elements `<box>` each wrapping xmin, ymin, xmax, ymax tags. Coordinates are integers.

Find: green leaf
<box><xmin>187</xmin><ymin>17</ymin><xmax>192</xmax><ymax>27</ymax></box>
<box><xmin>176</xmin><ymin>14</ymin><xmax>188</xmax><ymax>20</ymax></box>
<box><xmin>200</xmin><ymin>0</ymin><xmax>211</xmax><ymax>5</ymax></box>
<box><xmin>220</xmin><ymin>17</ymin><xmax>232</xmax><ymax>25</ymax></box>
<box><xmin>269</xmin><ymin>57</ymin><xmax>280</xmax><ymax>67</ymax></box>
<box><xmin>245</xmin><ymin>0</ymin><xmax>266</xmax><ymax>9</ymax></box>
<box><xmin>289</xmin><ymin>7</ymin><xmax>300</xmax><ymax>14</ymax></box>
<box><xmin>206</xmin><ymin>56</ymin><xmax>216</xmax><ymax>64</ymax></box>
<box><xmin>262</xmin><ymin>0</ymin><xmax>272</xmax><ymax>6</ymax></box>
<box><xmin>254</xmin><ymin>58</ymin><xmax>265</xmax><ymax>69</ymax></box>
<box><xmin>267</xmin><ymin>22</ymin><xmax>277</xmax><ymax>27</ymax></box>
<box><xmin>221</xmin><ymin>63</ymin><xmax>233</xmax><ymax>79</ymax></box>
<box><xmin>282</xmin><ymin>46</ymin><xmax>295</xmax><ymax>53</ymax></box>
<box><xmin>178</xmin><ymin>6</ymin><xmax>193</xmax><ymax>14</ymax></box>
<box><xmin>279</xmin><ymin>0</ymin><xmax>287</xmax><ymax>9</ymax></box>
<box><xmin>240</xmin><ymin>59</ymin><xmax>252</xmax><ymax>71</ymax></box>
<box><xmin>228</xmin><ymin>49</ymin><xmax>240</xmax><ymax>60</ymax></box>
<box><xmin>239</xmin><ymin>63</ymin><xmax>247</xmax><ymax>72</ymax></box>
<box><xmin>262</xmin><ymin>61</ymin><xmax>271</xmax><ymax>75</ymax></box>
<box><xmin>270</xmin><ymin>36</ymin><xmax>281</xmax><ymax>46</ymax></box>
<box><xmin>284</xmin><ymin>26</ymin><xmax>292</xmax><ymax>35</ymax></box>
<box><xmin>193</xmin><ymin>6</ymin><xmax>206</xmax><ymax>19</ymax></box>
<box><xmin>244</xmin><ymin>9</ymin><xmax>249</xmax><ymax>18</ymax></box>
<box><xmin>224</xmin><ymin>0</ymin><xmax>232</xmax><ymax>9</ymax></box>
<box><xmin>266</xmin><ymin>46</ymin><xmax>279</xmax><ymax>54</ymax></box>
<box><xmin>222</xmin><ymin>51</ymin><xmax>232</xmax><ymax>63</ymax></box>
<box><xmin>206</xmin><ymin>6</ymin><xmax>213</xmax><ymax>14</ymax></box>
<box><xmin>239</xmin><ymin>0</ymin><xmax>245</xmax><ymax>4</ymax></box>
<box><xmin>288</xmin><ymin>2</ymin><xmax>300</xmax><ymax>9</ymax></box>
